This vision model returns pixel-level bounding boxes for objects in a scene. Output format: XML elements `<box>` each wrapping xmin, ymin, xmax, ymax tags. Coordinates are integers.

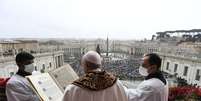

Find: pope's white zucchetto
<box><xmin>82</xmin><ymin>51</ymin><xmax>101</xmax><ymax>65</ymax></box>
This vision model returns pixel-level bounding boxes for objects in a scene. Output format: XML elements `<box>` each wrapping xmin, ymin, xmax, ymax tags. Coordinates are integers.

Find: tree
<box><xmin>156</xmin><ymin>32</ymin><xmax>170</xmax><ymax>39</ymax></box>
<box><xmin>182</xmin><ymin>34</ymin><xmax>192</xmax><ymax>41</ymax></box>
<box><xmin>151</xmin><ymin>35</ymin><xmax>155</xmax><ymax>41</ymax></box>
<box><xmin>193</xmin><ymin>34</ymin><xmax>201</xmax><ymax>42</ymax></box>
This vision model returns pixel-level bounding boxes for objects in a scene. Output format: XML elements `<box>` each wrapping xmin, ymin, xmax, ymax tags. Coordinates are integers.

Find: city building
<box><xmin>0</xmin><ymin>39</ymin><xmax>64</xmax><ymax>77</ymax></box>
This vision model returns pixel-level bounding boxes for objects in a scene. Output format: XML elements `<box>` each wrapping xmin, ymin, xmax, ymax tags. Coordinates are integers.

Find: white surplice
<box><xmin>126</xmin><ymin>78</ymin><xmax>168</xmax><ymax>101</ymax></box>
<box><xmin>6</xmin><ymin>74</ymin><xmax>40</xmax><ymax>101</ymax></box>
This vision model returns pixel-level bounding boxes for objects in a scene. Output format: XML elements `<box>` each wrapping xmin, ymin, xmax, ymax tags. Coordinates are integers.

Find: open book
<box><xmin>26</xmin><ymin>64</ymin><xmax>79</xmax><ymax>101</ymax></box>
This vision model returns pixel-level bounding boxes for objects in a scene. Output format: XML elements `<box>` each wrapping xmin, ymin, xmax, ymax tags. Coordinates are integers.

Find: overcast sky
<box><xmin>0</xmin><ymin>0</ymin><xmax>201</xmax><ymax>40</ymax></box>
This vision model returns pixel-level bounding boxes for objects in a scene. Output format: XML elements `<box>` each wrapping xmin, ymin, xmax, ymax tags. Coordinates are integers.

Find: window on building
<box><xmin>49</xmin><ymin>62</ymin><xmax>52</xmax><ymax>68</ymax></box>
<box><xmin>174</xmin><ymin>64</ymin><xmax>178</xmax><ymax>72</ymax></box>
<box><xmin>42</xmin><ymin>64</ymin><xmax>45</xmax><ymax>69</ymax></box>
<box><xmin>183</xmin><ymin>66</ymin><xmax>188</xmax><ymax>76</ymax></box>
<box><xmin>195</xmin><ymin>69</ymin><xmax>200</xmax><ymax>81</ymax></box>
<box><xmin>41</xmin><ymin>64</ymin><xmax>46</xmax><ymax>73</ymax></box>
<box><xmin>35</xmin><ymin>66</ymin><xmax>37</xmax><ymax>71</ymax></box>
<box><xmin>166</xmin><ymin>62</ymin><xmax>169</xmax><ymax>70</ymax></box>
<box><xmin>55</xmin><ymin>57</ymin><xmax>58</xmax><ymax>68</ymax></box>
<box><xmin>58</xmin><ymin>56</ymin><xmax>61</xmax><ymax>67</ymax></box>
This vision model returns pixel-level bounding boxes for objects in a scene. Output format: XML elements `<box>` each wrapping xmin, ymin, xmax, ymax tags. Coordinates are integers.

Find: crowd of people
<box><xmin>103</xmin><ymin>59</ymin><xmax>143</xmax><ymax>80</ymax></box>
<box><xmin>71</xmin><ymin>56</ymin><xmax>144</xmax><ymax>80</ymax></box>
